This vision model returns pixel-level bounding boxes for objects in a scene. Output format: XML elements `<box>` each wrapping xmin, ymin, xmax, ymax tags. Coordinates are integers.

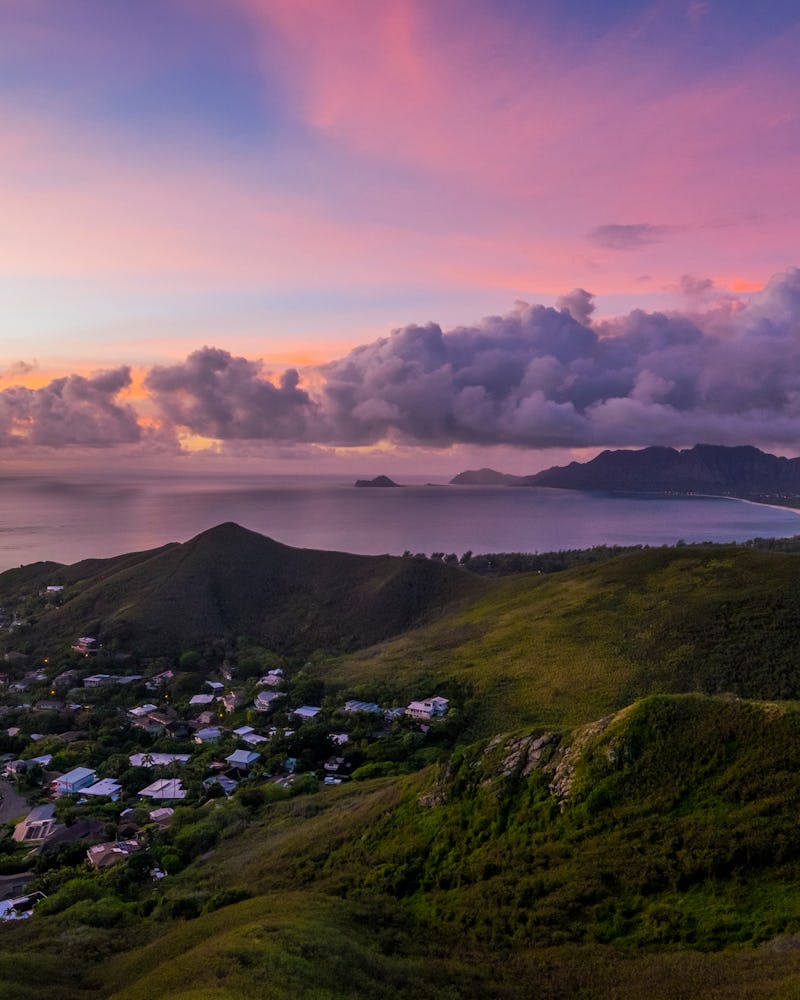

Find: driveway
<box><xmin>0</xmin><ymin>779</ymin><xmax>28</xmax><ymax>825</ymax></box>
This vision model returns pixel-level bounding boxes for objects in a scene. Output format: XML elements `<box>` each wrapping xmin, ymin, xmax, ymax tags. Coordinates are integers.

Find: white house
<box><xmin>138</xmin><ymin>778</ymin><xmax>187</xmax><ymax>800</ymax></box>
<box><xmin>405</xmin><ymin>696</ymin><xmax>450</xmax><ymax>721</ymax></box>
<box><xmin>293</xmin><ymin>705</ymin><xmax>322</xmax><ymax>721</ymax></box>
<box><xmin>241</xmin><ymin>732</ymin><xmax>268</xmax><ymax>747</ymax></box>
<box><xmin>254</xmin><ymin>690</ymin><xmax>285</xmax><ymax>712</ymax></box>
<box><xmin>82</xmin><ymin>778</ymin><xmax>122</xmax><ymax>800</ymax></box>
<box><xmin>73</xmin><ymin>637</ymin><xmax>97</xmax><ymax>654</ymax></box>
<box><xmin>189</xmin><ymin>693</ymin><xmax>215</xmax><ymax>706</ymax></box>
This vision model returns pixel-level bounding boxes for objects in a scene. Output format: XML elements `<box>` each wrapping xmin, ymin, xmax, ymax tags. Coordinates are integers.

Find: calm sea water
<box><xmin>0</xmin><ymin>472</ymin><xmax>798</xmax><ymax>570</ymax></box>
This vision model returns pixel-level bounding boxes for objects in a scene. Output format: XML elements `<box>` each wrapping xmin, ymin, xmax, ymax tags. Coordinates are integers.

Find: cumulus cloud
<box><xmin>587</xmin><ymin>223</ymin><xmax>676</xmax><ymax>250</ymax></box>
<box><xmin>305</xmin><ymin>267</ymin><xmax>800</xmax><ymax>450</ymax></box>
<box><xmin>556</xmin><ymin>288</ymin><xmax>595</xmax><ymax>325</ymax></box>
<box><xmin>144</xmin><ymin>347</ymin><xmax>316</xmax><ymax>440</ymax></box>
<box><xmin>0</xmin><ymin>367</ymin><xmax>140</xmax><ymax>447</ymax></box>
<box><xmin>10</xmin><ymin>268</ymin><xmax>800</xmax><ymax>456</ymax></box>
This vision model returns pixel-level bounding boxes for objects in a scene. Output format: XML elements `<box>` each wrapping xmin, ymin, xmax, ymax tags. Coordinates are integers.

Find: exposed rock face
<box><xmin>490</xmin><ymin>732</ymin><xmax>560</xmax><ymax>781</ymax></box>
<box><xmin>544</xmin><ymin>713</ymin><xmax>617</xmax><ymax>806</ymax></box>
<box><xmin>522</xmin><ymin>444</ymin><xmax>800</xmax><ymax>494</ymax></box>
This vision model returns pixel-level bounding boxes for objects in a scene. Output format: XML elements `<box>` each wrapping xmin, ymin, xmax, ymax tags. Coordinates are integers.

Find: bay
<box><xmin>0</xmin><ymin>472</ymin><xmax>798</xmax><ymax>571</ymax></box>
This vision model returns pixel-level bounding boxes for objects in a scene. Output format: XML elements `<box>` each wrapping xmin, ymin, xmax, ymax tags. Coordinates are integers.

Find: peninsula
<box><xmin>451</xmin><ymin>444</ymin><xmax>800</xmax><ymax>498</ymax></box>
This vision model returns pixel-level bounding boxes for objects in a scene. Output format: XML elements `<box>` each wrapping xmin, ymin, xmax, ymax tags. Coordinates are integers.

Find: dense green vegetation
<box><xmin>3</xmin><ymin>529</ymin><xmax>800</xmax><ymax>996</ymax></box>
<box><xmin>7</xmin><ymin>695</ymin><xmax>800</xmax><ymax>997</ymax></box>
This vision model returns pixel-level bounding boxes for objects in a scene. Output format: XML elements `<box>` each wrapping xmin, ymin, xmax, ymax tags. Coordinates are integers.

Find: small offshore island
<box><xmin>354</xmin><ymin>474</ymin><xmax>402</xmax><ymax>487</ymax></box>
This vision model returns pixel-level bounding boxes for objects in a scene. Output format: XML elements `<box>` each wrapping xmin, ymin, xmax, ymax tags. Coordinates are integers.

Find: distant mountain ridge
<box><xmin>451</xmin><ymin>445</ymin><xmax>800</xmax><ymax>495</ymax></box>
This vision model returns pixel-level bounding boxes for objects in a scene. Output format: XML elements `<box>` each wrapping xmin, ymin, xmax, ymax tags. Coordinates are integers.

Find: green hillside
<box><xmin>7</xmin><ymin>694</ymin><xmax>800</xmax><ymax>998</ymax></box>
<box><xmin>5</xmin><ymin>533</ymin><xmax>800</xmax><ymax>996</ymax></box>
<box><xmin>0</xmin><ymin>523</ymin><xmax>484</xmax><ymax>657</ymax></box>
<box><xmin>323</xmin><ymin>543</ymin><xmax>800</xmax><ymax>734</ymax></box>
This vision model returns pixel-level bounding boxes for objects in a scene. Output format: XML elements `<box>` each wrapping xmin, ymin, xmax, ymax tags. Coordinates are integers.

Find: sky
<box><xmin>1</xmin><ymin>0</ymin><xmax>800</xmax><ymax>476</ymax></box>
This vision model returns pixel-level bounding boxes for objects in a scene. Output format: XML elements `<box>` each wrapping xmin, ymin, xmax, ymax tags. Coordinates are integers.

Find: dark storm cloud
<box><xmin>587</xmin><ymin>223</ymin><xmax>676</xmax><ymax>250</ymax></box>
<box><xmin>144</xmin><ymin>347</ymin><xmax>315</xmax><ymax>440</ymax></box>
<box><xmin>0</xmin><ymin>367</ymin><xmax>140</xmax><ymax>446</ymax></box>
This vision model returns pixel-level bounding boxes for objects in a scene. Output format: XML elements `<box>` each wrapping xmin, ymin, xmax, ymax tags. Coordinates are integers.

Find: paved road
<box><xmin>0</xmin><ymin>779</ymin><xmax>28</xmax><ymax>825</ymax></box>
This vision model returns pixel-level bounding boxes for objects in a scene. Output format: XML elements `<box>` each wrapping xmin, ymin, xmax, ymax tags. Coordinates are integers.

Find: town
<box><xmin>0</xmin><ymin>597</ymin><xmax>456</xmax><ymax>921</ymax></box>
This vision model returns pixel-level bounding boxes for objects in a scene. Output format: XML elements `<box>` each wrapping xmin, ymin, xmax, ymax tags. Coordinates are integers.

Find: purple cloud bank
<box><xmin>0</xmin><ymin>367</ymin><xmax>140</xmax><ymax>447</ymax></box>
<box><xmin>4</xmin><ymin>270</ymin><xmax>800</xmax><ymax>453</ymax></box>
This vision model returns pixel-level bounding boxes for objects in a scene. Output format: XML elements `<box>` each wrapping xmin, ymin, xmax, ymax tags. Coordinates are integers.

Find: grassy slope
<box><xmin>7</xmin><ymin>543</ymin><xmax>800</xmax><ymax>995</ymax></box>
<box><xmin>323</xmin><ymin>545</ymin><xmax>800</xmax><ymax>735</ymax></box>
<box><xmin>72</xmin><ymin>694</ymin><xmax>800</xmax><ymax>998</ymax></box>
<box><xmin>0</xmin><ymin>524</ymin><xmax>484</xmax><ymax>657</ymax></box>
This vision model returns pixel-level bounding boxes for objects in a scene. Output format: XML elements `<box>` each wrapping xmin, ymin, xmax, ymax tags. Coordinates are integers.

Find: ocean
<box><xmin>0</xmin><ymin>472</ymin><xmax>798</xmax><ymax>571</ymax></box>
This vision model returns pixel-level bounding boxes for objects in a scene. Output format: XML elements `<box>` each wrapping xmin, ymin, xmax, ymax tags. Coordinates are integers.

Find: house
<box><xmin>127</xmin><ymin>703</ymin><xmax>159</xmax><ymax>719</ymax></box>
<box><xmin>0</xmin><ymin>891</ymin><xmax>46</xmax><ymax>920</ymax></box>
<box><xmin>189</xmin><ymin>693</ymin><xmax>215</xmax><ymax>706</ymax></box>
<box><xmin>84</xmin><ymin>674</ymin><xmax>113</xmax><ymax>688</ymax></box>
<box><xmin>343</xmin><ymin>700</ymin><xmax>382</xmax><ymax>715</ymax></box>
<box><xmin>241</xmin><ymin>732</ymin><xmax>268</xmax><ymax>747</ymax></box>
<box><xmin>292</xmin><ymin>705</ymin><xmax>322</xmax><ymax>721</ymax></box>
<box><xmin>53</xmin><ymin>766</ymin><xmax>97</xmax><ymax>795</ymax></box>
<box><xmin>46</xmin><ymin>585</ymin><xmax>64</xmax><ymax>594</ymax></box>
<box><xmin>221</xmin><ymin>691</ymin><xmax>242</xmax><ymax>714</ymax></box>
<box><xmin>254</xmin><ymin>690</ymin><xmax>284</xmax><ymax>712</ymax></box>
<box><xmin>196</xmin><ymin>711</ymin><xmax>215</xmax><ymax>726</ymax></box>
<box><xmin>148</xmin><ymin>807</ymin><xmax>175</xmax><ymax>829</ymax></box>
<box><xmin>405</xmin><ymin>696</ymin><xmax>450</xmax><ymax>721</ymax></box>
<box><xmin>82</xmin><ymin>778</ymin><xmax>122</xmax><ymax>800</ymax></box>
<box><xmin>225</xmin><ymin>748</ymin><xmax>260</xmax><ymax>770</ymax></box>
<box><xmin>138</xmin><ymin>778</ymin><xmax>187</xmax><ymax>801</ymax></box>
<box><xmin>257</xmin><ymin>671</ymin><xmax>284</xmax><ymax>687</ymax></box>
<box><xmin>129</xmin><ymin>752</ymin><xmax>191</xmax><ymax>768</ymax></box>
<box><xmin>233</xmin><ymin>725</ymin><xmax>254</xmax><ymax>737</ymax></box>
<box><xmin>206</xmin><ymin>681</ymin><xmax>224</xmax><ymax>692</ymax></box>
<box><xmin>33</xmin><ymin>700</ymin><xmax>65</xmax><ymax>713</ymax></box>
<box><xmin>12</xmin><ymin>804</ymin><xmax>59</xmax><ymax>844</ymax></box>
<box><xmin>194</xmin><ymin>727</ymin><xmax>222</xmax><ymax>744</ymax></box>
<box><xmin>72</xmin><ymin>637</ymin><xmax>98</xmax><ymax>655</ymax></box>
<box><xmin>146</xmin><ymin>670</ymin><xmax>174</xmax><ymax>690</ymax></box>
<box><xmin>330</xmin><ymin>733</ymin><xmax>350</xmax><ymax>746</ymax></box>
<box><xmin>87</xmin><ymin>839</ymin><xmax>139</xmax><ymax>869</ymax></box>
<box><xmin>203</xmin><ymin>775</ymin><xmax>238</xmax><ymax>796</ymax></box>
